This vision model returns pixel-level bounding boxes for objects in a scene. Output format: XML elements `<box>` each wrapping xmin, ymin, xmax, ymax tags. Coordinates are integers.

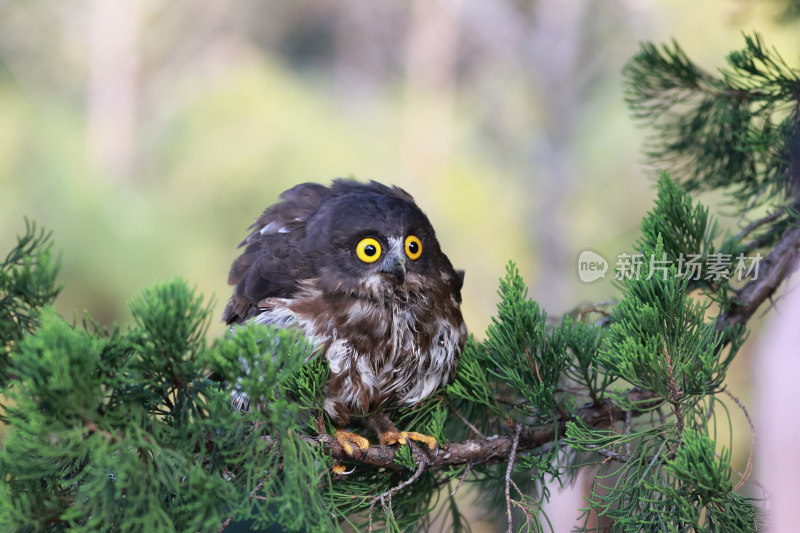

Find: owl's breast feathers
<box><xmin>253</xmin><ymin>272</ymin><xmax>466</xmax><ymax>423</ymax></box>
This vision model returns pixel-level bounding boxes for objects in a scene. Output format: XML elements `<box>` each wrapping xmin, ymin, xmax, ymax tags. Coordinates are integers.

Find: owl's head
<box><xmin>301</xmin><ymin>182</ymin><xmax>460</xmax><ymax>300</ymax></box>
<box><xmin>222</xmin><ymin>179</ymin><xmax>464</xmax><ymax>324</ymax></box>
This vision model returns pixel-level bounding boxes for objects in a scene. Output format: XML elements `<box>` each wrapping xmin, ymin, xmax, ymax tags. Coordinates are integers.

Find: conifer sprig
<box><xmin>0</xmin><ymin>218</ymin><xmax>61</xmax><ymax>383</ymax></box>
<box><xmin>624</xmin><ymin>33</ymin><xmax>800</xmax><ymax>208</ymax></box>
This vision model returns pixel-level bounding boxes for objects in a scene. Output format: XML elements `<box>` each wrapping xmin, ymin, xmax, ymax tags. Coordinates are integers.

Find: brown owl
<box><xmin>223</xmin><ymin>180</ymin><xmax>466</xmax><ymax>462</ymax></box>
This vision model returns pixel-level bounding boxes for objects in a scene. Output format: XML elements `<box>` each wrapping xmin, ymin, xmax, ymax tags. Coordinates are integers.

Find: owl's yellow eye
<box><xmin>356</xmin><ymin>237</ymin><xmax>382</xmax><ymax>263</ymax></box>
<box><xmin>405</xmin><ymin>235</ymin><xmax>422</xmax><ymax>260</ymax></box>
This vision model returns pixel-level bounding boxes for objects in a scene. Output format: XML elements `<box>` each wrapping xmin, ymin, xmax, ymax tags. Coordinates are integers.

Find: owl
<box><xmin>223</xmin><ymin>179</ymin><xmax>467</xmax><ymax>462</ymax></box>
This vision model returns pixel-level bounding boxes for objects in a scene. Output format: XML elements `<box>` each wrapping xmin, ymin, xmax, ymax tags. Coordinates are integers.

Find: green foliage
<box><xmin>624</xmin><ymin>33</ymin><xmax>800</xmax><ymax>209</ymax></box>
<box><xmin>566</xmin><ymin>420</ymin><xmax>760</xmax><ymax>532</ymax></box>
<box><xmin>560</xmin><ymin>317</ymin><xmax>612</xmax><ymax>404</ymax></box>
<box><xmin>642</xmin><ymin>428</ymin><xmax>760</xmax><ymax>531</ymax></box>
<box><xmin>564</xmin><ymin>174</ymin><xmax>762</xmax><ymax>531</ymax></box>
<box><xmin>0</xmin><ymin>219</ymin><xmax>60</xmax><ymax>383</ymax></box>
<box><xmin>450</xmin><ymin>263</ymin><xmax>570</xmax><ymax>420</ymax></box>
<box><xmin>600</xmin><ymin>236</ymin><xmax>733</xmax><ymax>398</ymax></box>
<box><xmin>0</xmin><ymin>174</ymin><xmax>767</xmax><ymax>533</ymax></box>
<box><xmin>637</xmin><ymin>172</ymin><xmax>719</xmax><ymax>263</ymax></box>
<box><xmin>664</xmin><ymin>429</ymin><xmax>732</xmax><ymax>496</ymax></box>
<box><xmin>634</xmin><ymin>172</ymin><xmax>759</xmax><ymax>312</ymax></box>
<box><xmin>446</xmin><ymin>336</ymin><xmax>503</xmax><ymax>418</ymax></box>
<box><xmin>0</xmin><ymin>278</ymin><xmax>336</xmax><ymax>532</ymax></box>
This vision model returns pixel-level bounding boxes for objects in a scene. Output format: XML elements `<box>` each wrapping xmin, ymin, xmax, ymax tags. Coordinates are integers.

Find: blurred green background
<box><xmin>0</xmin><ymin>0</ymin><xmax>797</xmax><ymax>528</ymax></box>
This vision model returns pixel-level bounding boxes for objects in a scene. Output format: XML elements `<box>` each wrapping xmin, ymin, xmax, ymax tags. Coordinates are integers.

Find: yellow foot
<box><xmin>380</xmin><ymin>430</ymin><xmax>439</xmax><ymax>456</ymax></box>
<box><xmin>333</xmin><ymin>429</ymin><xmax>370</xmax><ymax>461</ymax></box>
<box><xmin>332</xmin><ymin>464</ymin><xmax>354</xmax><ymax>475</ymax></box>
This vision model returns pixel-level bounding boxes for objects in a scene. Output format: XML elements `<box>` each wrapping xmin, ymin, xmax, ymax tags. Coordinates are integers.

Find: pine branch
<box><xmin>284</xmin><ymin>389</ymin><xmax>661</xmax><ymax>473</ymax></box>
<box><xmin>624</xmin><ymin>33</ymin><xmax>800</xmax><ymax>208</ymax></box>
<box><xmin>717</xmin><ymin>224</ymin><xmax>800</xmax><ymax>331</ymax></box>
<box><xmin>734</xmin><ymin>206</ymin><xmax>787</xmax><ymax>243</ymax></box>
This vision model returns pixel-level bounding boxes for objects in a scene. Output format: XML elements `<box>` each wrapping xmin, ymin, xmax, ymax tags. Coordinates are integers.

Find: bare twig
<box><xmin>505</xmin><ymin>423</ymin><xmax>522</xmax><ymax>533</ymax></box>
<box><xmin>734</xmin><ymin>207</ymin><xmax>787</xmax><ymax>243</ymax></box>
<box><xmin>450</xmin><ymin>462</ymin><xmax>473</xmax><ymax>496</ymax></box>
<box><xmin>369</xmin><ymin>453</ymin><xmax>428</xmax><ymax>532</ymax></box>
<box><xmin>588</xmin><ymin>445</ymin><xmax>632</xmax><ymax>463</ymax></box>
<box><xmin>624</xmin><ymin>411</ymin><xmax>633</xmax><ymax>457</ymax></box>
<box><xmin>249</xmin><ymin>478</ymin><xmax>265</xmax><ymax>501</ymax></box>
<box><xmin>218</xmin><ymin>517</ymin><xmax>233</xmax><ymax>533</ymax></box>
<box><xmin>508</xmin><ymin>478</ymin><xmax>537</xmax><ymax>527</ymax></box>
<box><xmin>83</xmin><ymin>419</ymin><xmax>120</xmax><ymax>443</ymax></box>
<box><xmin>577</xmin><ymin>304</ymin><xmax>613</xmax><ymax>322</ymax></box>
<box><xmin>446</xmin><ymin>399</ymin><xmax>486</xmax><ymax>439</ymax></box>
<box><xmin>524</xmin><ymin>348</ymin><xmax>543</xmax><ymax>383</ymax></box>
<box><xmin>724</xmin><ymin>389</ymin><xmax>755</xmax><ymax>491</ymax></box>
<box><xmin>663</xmin><ymin>349</ymin><xmax>685</xmax><ymax>452</ymax></box>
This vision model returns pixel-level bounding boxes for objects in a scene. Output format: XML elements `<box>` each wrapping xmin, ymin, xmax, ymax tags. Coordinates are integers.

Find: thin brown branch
<box><xmin>368</xmin><ymin>452</ymin><xmax>428</xmax><ymax>531</ymax></box>
<box><xmin>450</xmin><ymin>462</ymin><xmax>472</xmax><ymax>496</ymax></box>
<box><xmin>505</xmin><ymin>423</ymin><xmax>522</xmax><ymax>533</ymax></box>
<box><xmin>724</xmin><ymin>389</ymin><xmax>755</xmax><ymax>491</ymax></box>
<box><xmin>577</xmin><ymin>304</ymin><xmax>614</xmax><ymax>322</ymax></box>
<box><xmin>734</xmin><ymin>207</ymin><xmax>787</xmax><ymax>243</ymax></box>
<box><xmin>717</xmin><ymin>225</ymin><xmax>800</xmax><ymax>333</ymax></box>
<box><xmin>218</xmin><ymin>517</ymin><xmax>233</xmax><ymax>533</ymax></box>
<box><xmin>297</xmin><ymin>389</ymin><xmax>662</xmax><ymax>473</ymax></box>
<box><xmin>445</xmin><ymin>399</ymin><xmax>486</xmax><ymax>439</ymax></box>
<box><xmin>524</xmin><ymin>348</ymin><xmax>542</xmax><ymax>383</ymax></box>
<box><xmin>663</xmin><ymin>349</ymin><xmax>685</xmax><ymax>453</ymax></box>
<box><xmin>508</xmin><ymin>478</ymin><xmax>537</xmax><ymax>528</ymax></box>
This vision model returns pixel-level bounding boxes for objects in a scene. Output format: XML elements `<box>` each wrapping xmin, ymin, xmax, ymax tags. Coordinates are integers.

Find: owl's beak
<box><xmin>380</xmin><ymin>256</ymin><xmax>406</xmax><ymax>285</ymax></box>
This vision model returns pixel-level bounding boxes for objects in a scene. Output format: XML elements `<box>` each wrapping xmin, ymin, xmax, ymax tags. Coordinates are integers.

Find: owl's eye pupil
<box><xmin>364</xmin><ymin>245</ymin><xmax>377</xmax><ymax>256</ymax></box>
<box><xmin>408</xmin><ymin>242</ymin><xmax>418</xmax><ymax>254</ymax></box>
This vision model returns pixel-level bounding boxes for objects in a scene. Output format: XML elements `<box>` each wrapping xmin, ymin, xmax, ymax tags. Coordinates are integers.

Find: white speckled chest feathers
<box><xmin>253</xmin><ymin>277</ymin><xmax>466</xmax><ymax>424</ymax></box>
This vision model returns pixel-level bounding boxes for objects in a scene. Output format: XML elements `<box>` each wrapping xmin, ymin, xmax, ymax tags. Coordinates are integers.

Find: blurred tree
<box><xmin>87</xmin><ymin>0</ymin><xmax>141</xmax><ymax>181</ymax></box>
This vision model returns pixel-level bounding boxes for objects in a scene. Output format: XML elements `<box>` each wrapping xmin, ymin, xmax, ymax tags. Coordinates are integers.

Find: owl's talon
<box><xmin>380</xmin><ymin>430</ymin><xmax>439</xmax><ymax>458</ymax></box>
<box><xmin>431</xmin><ymin>441</ymin><xmax>440</xmax><ymax>461</ymax></box>
<box><xmin>332</xmin><ymin>463</ymin><xmax>356</xmax><ymax>476</ymax></box>
<box><xmin>333</xmin><ymin>429</ymin><xmax>370</xmax><ymax>461</ymax></box>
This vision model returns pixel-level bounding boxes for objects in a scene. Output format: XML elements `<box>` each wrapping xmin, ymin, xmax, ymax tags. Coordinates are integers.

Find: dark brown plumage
<box><xmin>224</xmin><ymin>179</ymin><xmax>466</xmax><ymax>457</ymax></box>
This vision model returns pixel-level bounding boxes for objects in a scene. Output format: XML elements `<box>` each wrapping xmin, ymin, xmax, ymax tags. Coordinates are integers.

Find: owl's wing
<box><xmin>223</xmin><ymin>183</ymin><xmax>329</xmax><ymax>324</ymax></box>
